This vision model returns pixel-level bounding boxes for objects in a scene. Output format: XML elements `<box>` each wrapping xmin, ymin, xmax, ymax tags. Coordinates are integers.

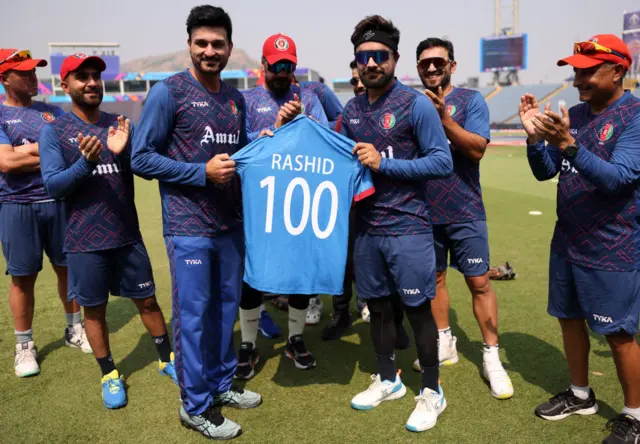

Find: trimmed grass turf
<box><xmin>0</xmin><ymin>146</ymin><xmax>626</xmax><ymax>443</ymax></box>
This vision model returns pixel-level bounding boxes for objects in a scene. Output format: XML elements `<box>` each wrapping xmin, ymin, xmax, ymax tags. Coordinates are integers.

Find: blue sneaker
<box><xmin>259</xmin><ymin>309</ymin><xmax>281</xmax><ymax>339</ymax></box>
<box><xmin>101</xmin><ymin>370</ymin><xmax>127</xmax><ymax>409</ymax></box>
<box><xmin>159</xmin><ymin>352</ymin><xmax>178</xmax><ymax>385</ymax></box>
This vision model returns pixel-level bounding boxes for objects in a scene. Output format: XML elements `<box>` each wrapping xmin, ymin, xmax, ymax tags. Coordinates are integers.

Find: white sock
<box><xmin>239</xmin><ymin>308</ymin><xmax>261</xmax><ymax>346</ymax></box>
<box><xmin>621</xmin><ymin>406</ymin><xmax>640</xmax><ymax>421</ymax></box>
<box><xmin>259</xmin><ymin>304</ymin><xmax>267</xmax><ymax>313</ymax></box>
<box><xmin>438</xmin><ymin>327</ymin><xmax>452</xmax><ymax>339</ymax></box>
<box><xmin>570</xmin><ymin>384</ymin><xmax>590</xmax><ymax>401</ymax></box>
<box><xmin>483</xmin><ymin>343</ymin><xmax>500</xmax><ymax>362</ymax></box>
<box><xmin>288</xmin><ymin>307</ymin><xmax>307</xmax><ymax>340</ymax></box>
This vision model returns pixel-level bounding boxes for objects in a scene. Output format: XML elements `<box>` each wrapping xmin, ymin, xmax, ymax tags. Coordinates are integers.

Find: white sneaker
<box><xmin>361</xmin><ymin>305</ymin><xmax>370</xmax><ymax>324</ymax></box>
<box><xmin>15</xmin><ymin>341</ymin><xmax>40</xmax><ymax>378</ymax></box>
<box><xmin>351</xmin><ymin>373</ymin><xmax>406</xmax><ymax>410</ymax></box>
<box><xmin>439</xmin><ymin>334</ymin><xmax>459</xmax><ymax>366</ymax></box>
<box><xmin>305</xmin><ymin>297</ymin><xmax>323</xmax><ymax>325</ymax></box>
<box><xmin>412</xmin><ymin>333</ymin><xmax>459</xmax><ymax>371</ymax></box>
<box><xmin>65</xmin><ymin>322</ymin><xmax>93</xmax><ymax>353</ymax></box>
<box><xmin>406</xmin><ymin>385</ymin><xmax>447</xmax><ymax>432</ymax></box>
<box><xmin>483</xmin><ymin>350</ymin><xmax>514</xmax><ymax>399</ymax></box>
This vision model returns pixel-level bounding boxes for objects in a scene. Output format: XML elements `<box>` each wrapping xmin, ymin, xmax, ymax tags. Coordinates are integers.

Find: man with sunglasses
<box><xmin>413</xmin><ymin>38</ymin><xmax>513</xmax><ymax>400</ymax></box>
<box><xmin>349</xmin><ymin>60</ymin><xmax>366</xmax><ymax>96</ymax></box>
<box><xmin>321</xmin><ymin>58</ymin><xmax>412</xmax><ymax>347</ymax></box>
<box><xmin>0</xmin><ymin>48</ymin><xmax>91</xmax><ymax>378</ymax></box>
<box><xmin>236</xmin><ymin>33</ymin><xmax>329</xmax><ymax>380</ymax></box>
<box><xmin>340</xmin><ymin>15</ymin><xmax>452</xmax><ymax>432</ymax></box>
<box><xmin>131</xmin><ymin>6</ymin><xmax>261</xmax><ymax>440</ymax></box>
<box><xmin>520</xmin><ymin>34</ymin><xmax>640</xmax><ymax>443</ymax></box>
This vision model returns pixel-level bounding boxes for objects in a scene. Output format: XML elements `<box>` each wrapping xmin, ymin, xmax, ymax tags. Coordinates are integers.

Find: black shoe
<box><xmin>603</xmin><ymin>414</ymin><xmax>640</xmax><ymax>444</ymax></box>
<box><xmin>534</xmin><ymin>388</ymin><xmax>598</xmax><ymax>420</ymax></box>
<box><xmin>285</xmin><ymin>335</ymin><xmax>316</xmax><ymax>370</ymax></box>
<box><xmin>395</xmin><ymin>323</ymin><xmax>411</xmax><ymax>350</ymax></box>
<box><xmin>234</xmin><ymin>342</ymin><xmax>259</xmax><ymax>380</ymax></box>
<box><xmin>321</xmin><ymin>310</ymin><xmax>353</xmax><ymax>341</ymax></box>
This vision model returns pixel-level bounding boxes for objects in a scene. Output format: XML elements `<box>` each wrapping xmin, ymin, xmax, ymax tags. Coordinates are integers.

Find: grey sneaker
<box><xmin>179</xmin><ymin>404</ymin><xmax>242</xmax><ymax>440</ymax></box>
<box><xmin>215</xmin><ymin>387</ymin><xmax>262</xmax><ymax>409</ymax></box>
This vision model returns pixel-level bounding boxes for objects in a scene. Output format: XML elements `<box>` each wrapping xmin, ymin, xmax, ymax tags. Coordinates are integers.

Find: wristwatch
<box><xmin>564</xmin><ymin>143</ymin><xmax>579</xmax><ymax>159</ymax></box>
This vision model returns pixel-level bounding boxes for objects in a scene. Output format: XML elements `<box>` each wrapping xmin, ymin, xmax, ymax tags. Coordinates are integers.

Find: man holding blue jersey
<box><xmin>0</xmin><ymin>49</ymin><xmax>91</xmax><ymax>379</ymax></box>
<box><xmin>414</xmin><ymin>38</ymin><xmax>513</xmax><ymax>400</ymax></box>
<box><xmin>235</xmin><ymin>34</ymin><xmax>329</xmax><ymax>380</ymax></box>
<box><xmin>521</xmin><ymin>34</ymin><xmax>640</xmax><ymax>444</ymax></box>
<box><xmin>340</xmin><ymin>15</ymin><xmax>453</xmax><ymax>432</ymax></box>
<box><xmin>131</xmin><ymin>5</ymin><xmax>261</xmax><ymax>440</ymax></box>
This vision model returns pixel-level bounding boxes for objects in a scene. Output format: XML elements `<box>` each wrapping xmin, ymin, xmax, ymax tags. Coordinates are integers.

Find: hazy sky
<box><xmin>1</xmin><ymin>0</ymin><xmax>637</xmax><ymax>86</ymax></box>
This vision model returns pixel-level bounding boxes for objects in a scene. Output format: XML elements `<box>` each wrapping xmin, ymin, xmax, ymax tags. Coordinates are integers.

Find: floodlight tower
<box><xmin>493</xmin><ymin>0</ymin><xmax>520</xmax><ymax>85</ymax></box>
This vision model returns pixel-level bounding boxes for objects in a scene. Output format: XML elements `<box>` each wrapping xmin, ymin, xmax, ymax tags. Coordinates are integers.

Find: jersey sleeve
<box><xmin>309</xmin><ymin>93</ymin><xmax>329</xmax><ymax>128</ymax></box>
<box><xmin>353</xmin><ymin>164</ymin><xmax>375</xmax><ymax>202</ymax></box>
<box><xmin>130</xmin><ymin>82</ymin><xmax>207</xmax><ymax>186</ymax></box>
<box><xmin>527</xmin><ymin>140</ymin><xmax>561</xmax><ymax>180</ymax></box>
<box><xmin>39</xmin><ymin>124</ymin><xmax>95</xmax><ymax>199</ymax></box>
<box><xmin>464</xmin><ymin>92</ymin><xmax>491</xmax><ymax>141</ymax></box>
<box><xmin>571</xmin><ymin>113</ymin><xmax>640</xmax><ymax>194</ymax></box>
<box><xmin>230</xmin><ymin>136</ymin><xmax>266</xmax><ymax>174</ymax></box>
<box><xmin>322</xmin><ymin>85</ymin><xmax>344</xmax><ymax>129</ymax></box>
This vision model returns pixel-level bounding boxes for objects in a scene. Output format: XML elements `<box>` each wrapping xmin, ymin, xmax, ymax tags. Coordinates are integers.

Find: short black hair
<box><xmin>186</xmin><ymin>5</ymin><xmax>233</xmax><ymax>43</ymax></box>
<box><xmin>351</xmin><ymin>15</ymin><xmax>400</xmax><ymax>52</ymax></box>
<box><xmin>350</xmin><ymin>60</ymin><xmax>357</xmax><ymax>70</ymax></box>
<box><xmin>416</xmin><ymin>38</ymin><xmax>454</xmax><ymax>62</ymax></box>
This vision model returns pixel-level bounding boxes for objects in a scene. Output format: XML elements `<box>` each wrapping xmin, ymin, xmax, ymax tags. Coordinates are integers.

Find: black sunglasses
<box><xmin>350</xmin><ymin>77</ymin><xmax>360</xmax><ymax>86</ymax></box>
<box><xmin>418</xmin><ymin>57</ymin><xmax>450</xmax><ymax>71</ymax></box>
<box><xmin>266</xmin><ymin>60</ymin><xmax>296</xmax><ymax>74</ymax></box>
<box><xmin>354</xmin><ymin>50</ymin><xmax>392</xmax><ymax>66</ymax></box>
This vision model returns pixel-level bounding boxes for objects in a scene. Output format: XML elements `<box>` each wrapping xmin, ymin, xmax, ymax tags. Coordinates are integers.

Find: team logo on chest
<box><xmin>379</xmin><ymin>113</ymin><xmax>396</xmax><ymax>130</ymax></box>
<box><xmin>598</xmin><ymin>123</ymin><xmax>614</xmax><ymax>142</ymax></box>
<box><xmin>41</xmin><ymin>112</ymin><xmax>55</xmax><ymax>123</ymax></box>
<box><xmin>445</xmin><ymin>104</ymin><xmax>456</xmax><ymax>116</ymax></box>
<box><xmin>229</xmin><ymin>100</ymin><xmax>238</xmax><ymax>116</ymax></box>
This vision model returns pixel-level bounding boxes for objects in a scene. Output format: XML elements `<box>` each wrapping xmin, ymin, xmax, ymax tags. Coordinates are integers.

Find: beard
<box><xmin>266</xmin><ymin>76</ymin><xmax>291</xmax><ymax>97</ymax></box>
<box><xmin>421</xmin><ymin>71</ymin><xmax>451</xmax><ymax>93</ymax></box>
<box><xmin>191</xmin><ymin>52</ymin><xmax>228</xmax><ymax>77</ymax></box>
<box><xmin>360</xmin><ymin>67</ymin><xmax>394</xmax><ymax>90</ymax></box>
<box><xmin>71</xmin><ymin>88</ymin><xmax>103</xmax><ymax>109</ymax></box>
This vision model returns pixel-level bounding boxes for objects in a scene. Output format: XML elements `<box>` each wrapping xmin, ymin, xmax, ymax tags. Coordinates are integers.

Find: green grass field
<box><xmin>0</xmin><ymin>146</ymin><xmax>627</xmax><ymax>443</ymax></box>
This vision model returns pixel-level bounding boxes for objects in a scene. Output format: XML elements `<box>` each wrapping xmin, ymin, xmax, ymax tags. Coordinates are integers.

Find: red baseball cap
<box><xmin>558</xmin><ymin>34</ymin><xmax>632</xmax><ymax>70</ymax></box>
<box><xmin>60</xmin><ymin>53</ymin><xmax>107</xmax><ymax>80</ymax></box>
<box><xmin>262</xmin><ymin>34</ymin><xmax>297</xmax><ymax>65</ymax></box>
<box><xmin>0</xmin><ymin>49</ymin><xmax>47</xmax><ymax>75</ymax></box>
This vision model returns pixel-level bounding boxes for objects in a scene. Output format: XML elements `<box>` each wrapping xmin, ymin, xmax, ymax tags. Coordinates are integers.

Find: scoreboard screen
<box><xmin>480</xmin><ymin>34</ymin><xmax>528</xmax><ymax>72</ymax></box>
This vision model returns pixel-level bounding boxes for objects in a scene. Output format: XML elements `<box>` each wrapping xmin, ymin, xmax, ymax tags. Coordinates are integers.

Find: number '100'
<box><xmin>260</xmin><ymin>176</ymin><xmax>338</xmax><ymax>239</ymax></box>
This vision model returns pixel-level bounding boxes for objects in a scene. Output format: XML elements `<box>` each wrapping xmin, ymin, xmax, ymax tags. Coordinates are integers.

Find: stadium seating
<box><xmin>469</xmin><ymin>87</ymin><xmax>496</xmax><ymax>98</ymax></box>
<box><xmin>484</xmin><ymin>84</ymin><xmax>563</xmax><ymax>123</ymax></box>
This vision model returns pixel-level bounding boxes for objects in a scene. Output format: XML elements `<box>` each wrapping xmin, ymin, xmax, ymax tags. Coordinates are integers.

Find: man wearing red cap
<box><xmin>236</xmin><ymin>33</ymin><xmax>329</xmax><ymax>380</ymax></box>
<box><xmin>520</xmin><ymin>34</ymin><xmax>640</xmax><ymax>443</ymax></box>
<box><xmin>0</xmin><ymin>49</ymin><xmax>91</xmax><ymax>378</ymax></box>
<box><xmin>38</xmin><ymin>53</ymin><xmax>178</xmax><ymax>410</ymax></box>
